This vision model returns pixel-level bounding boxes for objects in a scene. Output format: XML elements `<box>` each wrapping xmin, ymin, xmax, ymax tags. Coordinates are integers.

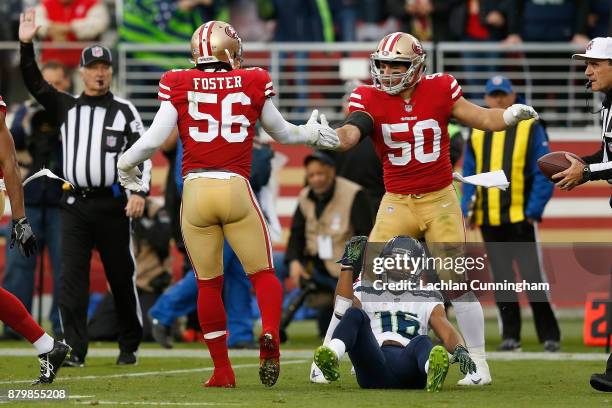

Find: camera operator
<box><xmin>1</xmin><ymin>61</ymin><xmax>69</xmax><ymax>339</ymax></box>
<box><xmin>284</xmin><ymin>151</ymin><xmax>373</xmax><ymax>337</ymax></box>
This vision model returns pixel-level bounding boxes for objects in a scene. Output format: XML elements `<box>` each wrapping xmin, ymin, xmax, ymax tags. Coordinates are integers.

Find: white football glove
<box><xmin>502</xmin><ymin>104</ymin><xmax>539</xmax><ymax>126</ymax></box>
<box><xmin>303</xmin><ymin>109</ymin><xmax>340</xmax><ymax>150</ymax></box>
<box><xmin>118</xmin><ymin>167</ymin><xmax>144</xmax><ymax>192</ymax></box>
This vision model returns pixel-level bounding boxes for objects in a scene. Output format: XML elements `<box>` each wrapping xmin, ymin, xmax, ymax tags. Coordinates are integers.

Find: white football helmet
<box><xmin>370</xmin><ymin>32</ymin><xmax>426</xmax><ymax>95</ymax></box>
<box><xmin>190</xmin><ymin>21</ymin><xmax>243</xmax><ymax>69</ymax></box>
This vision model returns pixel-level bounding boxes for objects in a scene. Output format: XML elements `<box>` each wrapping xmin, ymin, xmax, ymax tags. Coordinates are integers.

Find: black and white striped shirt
<box><xmin>20</xmin><ymin>42</ymin><xmax>152</xmax><ymax>192</ymax></box>
<box><xmin>584</xmin><ymin>97</ymin><xmax>612</xmax><ymax>181</ymax></box>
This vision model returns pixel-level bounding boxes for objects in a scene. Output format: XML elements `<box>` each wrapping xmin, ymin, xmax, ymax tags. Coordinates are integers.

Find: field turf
<box><xmin>0</xmin><ymin>316</ymin><xmax>610</xmax><ymax>407</ymax></box>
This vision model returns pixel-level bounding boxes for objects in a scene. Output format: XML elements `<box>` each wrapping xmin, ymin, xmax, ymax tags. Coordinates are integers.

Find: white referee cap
<box><xmin>572</xmin><ymin>37</ymin><xmax>612</xmax><ymax>60</ymax></box>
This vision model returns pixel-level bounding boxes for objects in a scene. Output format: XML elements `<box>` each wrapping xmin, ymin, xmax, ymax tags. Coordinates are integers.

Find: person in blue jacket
<box><xmin>149</xmin><ymin>137</ymin><xmax>273</xmax><ymax>349</ymax></box>
<box><xmin>461</xmin><ymin>75</ymin><xmax>560</xmax><ymax>353</ymax></box>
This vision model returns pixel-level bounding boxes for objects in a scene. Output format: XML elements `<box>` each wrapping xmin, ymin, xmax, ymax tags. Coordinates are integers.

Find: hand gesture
<box><xmin>304</xmin><ymin>109</ymin><xmax>340</xmax><ymax>150</ymax></box>
<box><xmin>19</xmin><ymin>9</ymin><xmax>41</xmax><ymax>43</ymax></box>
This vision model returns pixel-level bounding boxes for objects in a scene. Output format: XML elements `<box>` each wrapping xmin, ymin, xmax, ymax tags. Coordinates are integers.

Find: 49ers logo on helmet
<box><xmin>225</xmin><ymin>26</ymin><xmax>238</xmax><ymax>39</ymax></box>
<box><xmin>412</xmin><ymin>42</ymin><xmax>423</xmax><ymax>56</ymax></box>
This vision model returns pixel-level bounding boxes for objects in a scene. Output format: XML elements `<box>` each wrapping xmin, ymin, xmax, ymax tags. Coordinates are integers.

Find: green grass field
<box><xmin>0</xmin><ymin>316</ymin><xmax>610</xmax><ymax>407</ymax></box>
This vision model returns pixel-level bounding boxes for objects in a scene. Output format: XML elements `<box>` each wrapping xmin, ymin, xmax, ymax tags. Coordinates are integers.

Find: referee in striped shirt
<box><xmin>549</xmin><ymin>37</ymin><xmax>612</xmax><ymax>391</ymax></box>
<box><xmin>553</xmin><ymin>37</ymin><xmax>612</xmax><ymax>194</ymax></box>
<box><xmin>18</xmin><ymin>10</ymin><xmax>152</xmax><ymax>366</ymax></box>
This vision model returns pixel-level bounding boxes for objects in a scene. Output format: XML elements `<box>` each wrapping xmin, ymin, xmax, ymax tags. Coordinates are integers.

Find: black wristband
<box><xmin>344</xmin><ymin>111</ymin><xmax>374</xmax><ymax>141</ymax></box>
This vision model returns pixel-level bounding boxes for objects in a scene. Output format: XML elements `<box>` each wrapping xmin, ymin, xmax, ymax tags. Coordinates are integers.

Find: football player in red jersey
<box><xmin>326</xmin><ymin>32</ymin><xmax>539</xmax><ymax>386</ymax></box>
<box><xmin>117</xmin><ymin>21</ymin><xmax>338</xmax><ymax>388</ymax></box>
<box><xmin>0</xmin><ymin>95</ymin><xmax>70</xmax><ymax>384</ymax></box>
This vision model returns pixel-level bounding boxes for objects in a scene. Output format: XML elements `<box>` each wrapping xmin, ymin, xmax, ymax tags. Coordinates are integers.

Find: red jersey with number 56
<box><xmin>348</xmin><ymin>73</ymin><xmax>462</xmax><ymax>195</ymax></box>
<box><xmin>158</xmin><ymin>67</ymin><xmax>275</xmax><ymax>178</ymax></box>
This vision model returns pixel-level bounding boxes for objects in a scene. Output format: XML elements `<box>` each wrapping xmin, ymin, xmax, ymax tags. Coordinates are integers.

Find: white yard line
<box><xmin>75</xmin><ymin>402</ymin><xmax>244</xmax><ymax>406</ymax></box>
<box><xmin>0</xmin><ymin>360</ymin><xmax>306</xmax><ymax>385</ymax></box>
<box><xmin>0</xmin><ymin>348</ymin><xmax>608</xmax><ymax>360</ymax></box>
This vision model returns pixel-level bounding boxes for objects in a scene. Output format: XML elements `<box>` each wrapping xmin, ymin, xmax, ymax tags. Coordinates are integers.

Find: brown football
<box><xmin>537</xmin><ymin>151</ymin><xmax>585</xmax><ymax>180</ymax></box>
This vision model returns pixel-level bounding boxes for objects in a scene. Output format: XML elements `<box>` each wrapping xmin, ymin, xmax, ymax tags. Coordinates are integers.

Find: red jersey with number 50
<box><xmin>348</xmin><ymin>73</ymin><xmax>462</xmax><ymax>195</ymax></box>
<box><xmin>158</xmin><ymin>67</ymin><xmax>275</xmax><ymax>178</ymax></box>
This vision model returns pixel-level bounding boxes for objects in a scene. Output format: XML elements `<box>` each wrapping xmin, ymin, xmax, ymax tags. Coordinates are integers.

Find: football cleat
<box><xmin>33</xmin><ymin>340</ymin><xmax>71</xmax><ymax>385</ymax></box>
<box><xmin>457</xmin><ymin>358</ymin><xmax>492</xmax><ymax>386</ymax></box>
<box><xmin>204</xmin><ymin>366</ymin><xmax>236</xmax><ymax>388</ymax></box>
<box><xmin>426</xmin><ymin>345</ymin><xmax>449</xmax><ymax>392</ymax></box>
<box><xmin>259</xmin><ymin>332</ymin><xmax>280</xmax><ymax>387</ymax></box>
<box><xmin>310</xmin><ymin>361</ymin><xmax>330</xmax><ymax>384</ymax></box>
<box><xmin>313</xmin><ymin>346</ymin><xmax>340</xmax><ymax>382</ymax></box>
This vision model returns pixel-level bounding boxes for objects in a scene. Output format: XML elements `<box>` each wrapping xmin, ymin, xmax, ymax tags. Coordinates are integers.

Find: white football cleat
<box><xmin>457</xmin><ymin>359</ymin><xmax>492</xmax><ymax>386</ymax></box>
<box><xmin>310</xmin><ymin>361</ymin><xmax>330</xmax><ymax>384</ymax></box>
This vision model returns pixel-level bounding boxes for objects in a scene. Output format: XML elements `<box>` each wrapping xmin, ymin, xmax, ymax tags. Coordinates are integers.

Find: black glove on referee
<box><xmin>10</xmin><ymin>217</ymin><xmax>37</xmax><ymax>257</ymax></box>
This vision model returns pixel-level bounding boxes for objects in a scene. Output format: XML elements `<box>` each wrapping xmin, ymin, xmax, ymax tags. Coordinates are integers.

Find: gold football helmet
<box><xmin>370</xmin><ymin>32</ymin><xmax>426</xmax><ymax>95</ymax></box>
<box><xmin>191</xmin><ymin>21</ymin><xmax>243</xmax><ymax>69</ymax></box>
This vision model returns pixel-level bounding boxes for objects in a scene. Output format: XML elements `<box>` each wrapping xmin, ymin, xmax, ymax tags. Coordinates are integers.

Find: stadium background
<box><xmin>0</xmin><ymin>0</ymin><xmax>610</xmax><ymax>348</ymax></box>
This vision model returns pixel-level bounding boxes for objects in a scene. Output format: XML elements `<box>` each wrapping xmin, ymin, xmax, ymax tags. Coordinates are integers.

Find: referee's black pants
<box><xmin>480</xmin><ymin>221</ymin><xmax>560</xmax><ymax>343</ymax></box>
<box><xmin>59</xmin><ymin>191</ymin><xmax>142</xmax><ymax>360</ymax></box>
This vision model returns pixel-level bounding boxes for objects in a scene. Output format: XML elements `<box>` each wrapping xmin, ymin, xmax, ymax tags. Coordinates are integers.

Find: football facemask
<box><xmin>370</xmin><ymin>32</ymin><xmax>426</xmax><ymax>95</ymax></box>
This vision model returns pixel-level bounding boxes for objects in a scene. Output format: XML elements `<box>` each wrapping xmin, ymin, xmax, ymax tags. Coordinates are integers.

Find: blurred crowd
<box><xmin>0</xmin><ymin>0</ymin><xmax>609</xmax><ymax>47</ymax></box>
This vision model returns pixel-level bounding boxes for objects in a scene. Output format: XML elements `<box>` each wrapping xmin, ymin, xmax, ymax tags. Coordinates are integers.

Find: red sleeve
<box><xmin>158</xmin><ymin>71</ymin><xmax>175</xmax><ymax>102</ymax></box>
<box><xmin>347</xmin><ymin>86</ymin><xmax>369</xmax><ymax>114</ymax></box>
<box><xmin>261</xmin><ymin>69</ymin><xmax>275</xmax><ymax>98</ymax></box>
<box><xmin>446</xmin><ymin>73</ymin><xmax>463</xmax><ymax>105</ymax></box>
<box><xmin>0</xmin><ymin>95</ymin><xmax>6</xmax><ymax>113</ymax></box>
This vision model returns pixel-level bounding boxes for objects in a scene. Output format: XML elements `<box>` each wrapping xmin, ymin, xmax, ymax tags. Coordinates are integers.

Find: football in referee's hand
<box><xmin>537</xmin><ymin>151</ymin><xmax>585</xmax><ymax>180</ymax></box>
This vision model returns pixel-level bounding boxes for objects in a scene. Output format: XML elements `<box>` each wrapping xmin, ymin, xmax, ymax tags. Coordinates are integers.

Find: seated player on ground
<box><xmin>312</xmin><ymin>236</ymin><xmax>476</xmax><ymax>391</ymax></box>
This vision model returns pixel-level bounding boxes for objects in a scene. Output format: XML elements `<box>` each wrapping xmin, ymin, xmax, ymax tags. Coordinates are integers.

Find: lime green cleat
<box><xmin>426</xmin><ymin>345</ymin><xmax>450</xmax><ymax>392</ymax></box>
<box><xmin>313</xmin><ymin>346</ymin><xmax>340</xmax><ymax>382</ymax></box>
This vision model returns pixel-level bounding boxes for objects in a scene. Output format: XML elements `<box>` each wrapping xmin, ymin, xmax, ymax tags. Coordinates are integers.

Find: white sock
<box><xmin>323</xmin><ymin>314</ymin><xmax>341</xmax><ymax>346</ymax></box>
<box><xmin>33</xmin><ymin>333</ymin><xmax>54</xmax><ymax>355</ymax></box>
<box><xmin>452</xmin><ymin>292</ymin><xmax>486</xmax><ymax>356</ymax></box>
<box><xmin>328</xmin><ymin>338</ymin><xmax>346</xmax><ymax>360</ymax></box>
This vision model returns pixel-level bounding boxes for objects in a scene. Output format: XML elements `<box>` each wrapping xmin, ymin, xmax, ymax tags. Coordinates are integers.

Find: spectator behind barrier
<box><xmin>505</xmin><ymin>0</ymin><xmax>589</xmax><ymax>46</ymax></box>
<box><xmin>35</xmin><ymin>0</ymin><xmax>110</xmax><ymax>69</ymax></box>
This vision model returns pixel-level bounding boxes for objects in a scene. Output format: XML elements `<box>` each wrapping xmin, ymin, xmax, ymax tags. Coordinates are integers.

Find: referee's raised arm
<box><xmin>19</xmin><ymin>9</ymin><xmax>74</xmax><ymax>118</ymax></box>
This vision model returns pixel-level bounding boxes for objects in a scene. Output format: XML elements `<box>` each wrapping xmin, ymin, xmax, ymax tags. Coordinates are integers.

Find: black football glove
<box><xmin>336</xmin><ymin>235</ymin><xmax>368</xmax><ymax>280</ymax></box>
<box><xmin>10</xmin><ymin>217</ymin><xmax>37</xmax><ymax>257</ymax></box>
<box><xmin>451</xmin><ymin>344</ymin><xmax>476</xmax><ymax>375</ymax></box>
